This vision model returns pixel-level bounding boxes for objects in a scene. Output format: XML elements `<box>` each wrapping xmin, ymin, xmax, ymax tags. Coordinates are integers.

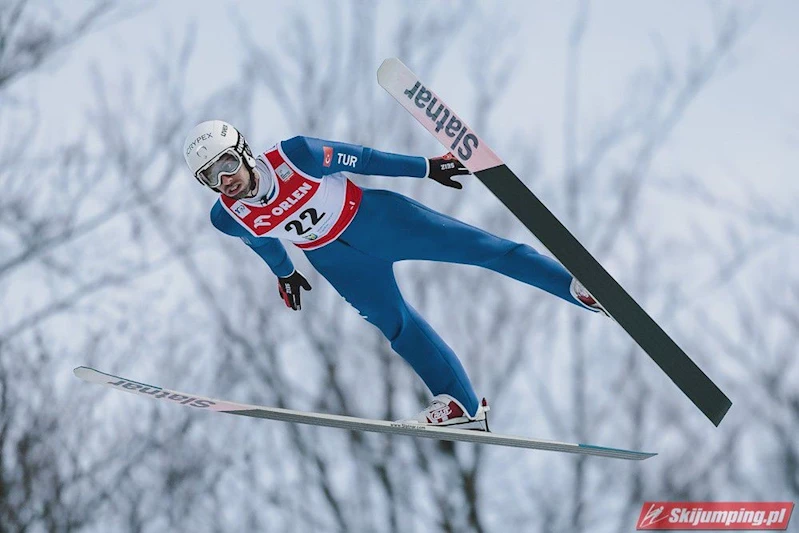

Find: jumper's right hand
<box><xmin>277</xmin><ymin>270</ymin><xmax>312</xmax><ymax>311</ymax></box>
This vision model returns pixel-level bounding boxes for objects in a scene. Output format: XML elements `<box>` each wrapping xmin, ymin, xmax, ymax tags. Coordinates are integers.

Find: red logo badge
<box><xmin>323</xmin><ymin>146</ymin><xmax>333</xmax><ymax>167</ymax></box>
<box><xmin>637</xmin><ymin>502</ymin><xmax>794</xmax><ymax>530</ymax></box>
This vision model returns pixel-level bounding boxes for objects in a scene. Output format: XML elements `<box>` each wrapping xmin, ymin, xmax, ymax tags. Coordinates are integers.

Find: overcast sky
<box><xmin>27</xmin><ymin>0</ymin><xmax>796</xmax><ymax>204</ymax></box>
<box><xmin>6</xmin><ymin>5</ymin><xmax>797</xmax><ymax>528</ymax></box>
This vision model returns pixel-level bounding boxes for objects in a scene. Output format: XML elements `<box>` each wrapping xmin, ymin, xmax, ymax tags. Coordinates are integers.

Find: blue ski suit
<box><xmin>210</xmin><ymin>136</ymin><xmax>588</xmax><ymax>416</ymax></box>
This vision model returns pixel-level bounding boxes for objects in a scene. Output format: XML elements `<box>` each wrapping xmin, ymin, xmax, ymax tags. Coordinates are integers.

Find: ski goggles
<box><xmin>196</xmin><ymin>149</ymin><xmax>243</xmax><ymax>188</ymax></box>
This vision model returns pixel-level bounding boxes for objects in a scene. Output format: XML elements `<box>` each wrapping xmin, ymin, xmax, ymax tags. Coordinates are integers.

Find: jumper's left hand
<box><xmin>427</xmin><ymin>153</ymin><xmax>470</xmax><ymax>189</ymax></box>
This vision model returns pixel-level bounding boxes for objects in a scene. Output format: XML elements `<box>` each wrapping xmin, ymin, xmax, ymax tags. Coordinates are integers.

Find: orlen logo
<box><xmin>106</xmin><ymin>378</ymin><xmax>215</xmax><ymax>408</ymax></box>
<box><xmin>402</xmin><ymin>81</ymin><xmax>478</xmax><ymax>161</ymax></box>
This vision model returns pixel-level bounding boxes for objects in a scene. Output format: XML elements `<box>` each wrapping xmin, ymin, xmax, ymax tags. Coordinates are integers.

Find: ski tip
<box><xmin>377</xmin><ymin>57</ymin><xmax>405</xmax><ymax>84</ymax></box>
<box><xmin>73</xmin><ymin>366</ymin><xmax>91</xmax><ymax>379</ymax></box>
<box><xmin>73</xmin><ymin>366</ymin><xmax>102</xmax><ymax>382</ymax></box>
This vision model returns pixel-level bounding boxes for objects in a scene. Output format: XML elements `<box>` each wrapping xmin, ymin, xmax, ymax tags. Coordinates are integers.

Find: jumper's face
<box><xmin>196</xmin><ymin>151</ymin><xmax>251</xmax><ymax>199</ymax></box>
<box><xmin>217</xmin><ymin>163</ymin><xmax>251</xmax><ymax>199</ymax></box>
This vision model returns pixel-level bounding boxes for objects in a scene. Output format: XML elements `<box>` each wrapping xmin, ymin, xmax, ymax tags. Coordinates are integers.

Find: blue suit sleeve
<box><xmin>210</xmin><ymin>202</ymin><xmax>295</xmax><ymax>278</ymax></box>
<box><xmin>281</xmin><ymin>136</ymin><xmax>428</xmax><ymax>179</ymax></box>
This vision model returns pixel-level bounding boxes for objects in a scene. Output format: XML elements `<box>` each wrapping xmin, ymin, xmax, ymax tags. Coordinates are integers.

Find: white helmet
<box><xmin>183</xmin><ymin>120</ymin><xmax>257</xmax><ymax>188</ymax></box>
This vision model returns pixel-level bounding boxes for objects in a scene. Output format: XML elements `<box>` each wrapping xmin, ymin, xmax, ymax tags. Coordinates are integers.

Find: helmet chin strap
<box><xmin>246</xmin><ymin>167</ymin><xmax>260</xmax><ymax>198</ymax></box>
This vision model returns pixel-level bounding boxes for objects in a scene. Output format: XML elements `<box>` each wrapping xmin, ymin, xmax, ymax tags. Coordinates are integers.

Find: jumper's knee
<box><xmin>356</xmin><ymin>303</ymin><xmax>406</xmax><ymax>342</ymax></box>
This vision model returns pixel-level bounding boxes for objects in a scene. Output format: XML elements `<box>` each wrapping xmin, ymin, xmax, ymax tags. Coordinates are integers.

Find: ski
<box><xmin>74</xmin><ymin>366</ymin><xmax>655</xmax><ymax>460</ymax></box>
<box><xmin>377</xmin><ymin>57</ymin><xmax>731</xmax><ymax>426</ymax></box>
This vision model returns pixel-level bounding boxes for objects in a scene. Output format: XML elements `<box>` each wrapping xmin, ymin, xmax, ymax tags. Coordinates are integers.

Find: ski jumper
<box><xmin>211</xmin><ymin>136</ymin><xmax>585</xmax><ymax>416</ymax></box>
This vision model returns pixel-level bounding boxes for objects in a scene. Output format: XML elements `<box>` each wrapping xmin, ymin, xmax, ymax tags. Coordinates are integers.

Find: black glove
<box><xmin>427</xmin><ymin>153</ymin><xmax>470</xmax><ymax>189</ymax></box>
<box><xmin>277</xmin><ymin>270</ymin><xmax>312</xmax><ymax>311</ymax></box>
